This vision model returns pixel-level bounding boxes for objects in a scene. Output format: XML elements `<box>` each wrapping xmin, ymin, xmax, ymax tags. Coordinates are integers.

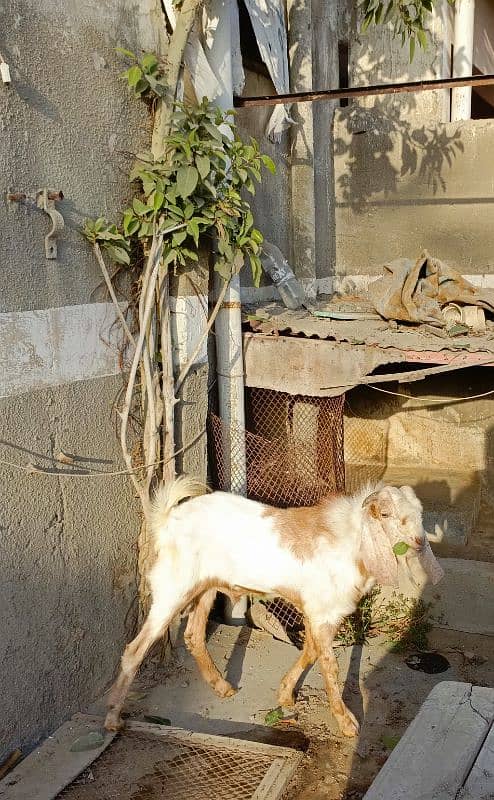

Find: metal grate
<box><xmin>209</xmin><ymin>388</ymin><xmax>345</xmax><ymax>636</ymax></box>
<box><xmin>57</xmin><ymin>726</ymin><xmax>301</xmax><ymax>800</ymax></box>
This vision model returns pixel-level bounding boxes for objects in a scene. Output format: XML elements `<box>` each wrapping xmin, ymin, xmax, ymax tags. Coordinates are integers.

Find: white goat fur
<box><xmin>105</xmin><ymin>476</ymin><xmax>427</xmax><ymax>737</ymax></box>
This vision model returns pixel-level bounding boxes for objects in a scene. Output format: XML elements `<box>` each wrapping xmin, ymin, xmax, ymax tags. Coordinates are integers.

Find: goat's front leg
<box><xmin>314</xmin><ymin>622</ymin><xmax>360</xmax><ymax>738</ymax></box>
<box><xmin>184</xmin><ymin>589</ymin><xmax>236</xmax><ymax>698</ymax></box>
<box><xmin>278</xmin><ymin>621</ymin><xmax>317</xmax><ymax>707</ymax></box>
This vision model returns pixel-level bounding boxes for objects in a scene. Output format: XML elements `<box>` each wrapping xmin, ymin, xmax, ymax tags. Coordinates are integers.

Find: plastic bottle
<box><xmin>260</xmin><ymin>241</ymin><xmax>306</xmax><ymax>310</ymax></box>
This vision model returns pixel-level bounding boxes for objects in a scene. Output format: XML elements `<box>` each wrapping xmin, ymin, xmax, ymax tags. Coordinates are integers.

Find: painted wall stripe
<box><xmin>0</xmin><ymin>298</ymin><xmax>210</xmax><ymax>399</ymax></box>
<box><xmin>0</xmin><ymin>303</ymin><xmax>127</xmax><ymax>398</ymax></box>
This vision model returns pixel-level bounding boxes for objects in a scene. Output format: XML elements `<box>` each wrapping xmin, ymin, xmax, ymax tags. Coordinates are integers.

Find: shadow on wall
<box><xmin>333</xmin><ymin>33</ymin><xmax>474</xmax><ymax>216</ymax></box>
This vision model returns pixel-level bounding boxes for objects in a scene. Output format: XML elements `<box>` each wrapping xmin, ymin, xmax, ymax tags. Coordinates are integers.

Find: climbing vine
<box><xmin>83</xmin><ymin>97</ymin><xmax>273</xmax><ymax>285</ymax></box>
<box><xmin>82</xmin><ymin>45</ymin><xmax>274</xmax><ymax>622</ymax></box>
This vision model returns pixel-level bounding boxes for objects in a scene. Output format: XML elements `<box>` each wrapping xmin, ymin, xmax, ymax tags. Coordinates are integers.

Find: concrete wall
<box><xmin>334</xmin><ymin>114</ymin><xmax>494</xmax><ymax>279</ymax></box>
<box><xmin>0</xmin><ymin>0</ymin><xmax>162</xmax><ymax>760</ymax></box>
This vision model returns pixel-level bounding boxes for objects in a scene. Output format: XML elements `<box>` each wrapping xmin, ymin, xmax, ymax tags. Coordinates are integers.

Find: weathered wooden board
<box><xmin>363</xmin><ymin>682</ymin><xmax>494</xmax><ymax>800</ymax></box>
<box><xmin>460</xmin><ymin>722</ymin><xmax>494</xmax><ymax>800</ymax></box>
<box><xmin>243</xmin><ymin>333</ymin><xmax>403</xmax><ymax>396</ymax></box>
<box><xmin>0</xmin><ymin>714</ymin><xmax>115</xmax><ymax>800</ymax></box>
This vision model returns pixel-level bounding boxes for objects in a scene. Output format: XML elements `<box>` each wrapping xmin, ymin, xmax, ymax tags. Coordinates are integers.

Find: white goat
<box><xmin>105</xmin><ymin>478</ymin><xmax>443</xmax><ymax>737</ymax></box>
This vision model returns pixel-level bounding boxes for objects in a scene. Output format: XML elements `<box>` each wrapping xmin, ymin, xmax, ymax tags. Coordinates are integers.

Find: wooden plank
<box><xmin>252</xmin><ymin>756</ymin><xmax>303</xmax><ymax>800</ymax></box>
<box><xmin>126</xmin><ymin>719</ymin><xmax>304</xmax><ymax>762</ymax></box>
<box><xmin>363</xmin><ymin>682</ymin><xmax>494</xmax><ymax>800</ymax></box>
<box><xmin>0</xmin><ymin>714</ymin><xmax>115</xmax><ymax>800</ymax></box>
<box><xmin>461</xmin><ymin>722</ymin><xmax>494</xmax><ymax>800</ymax></box>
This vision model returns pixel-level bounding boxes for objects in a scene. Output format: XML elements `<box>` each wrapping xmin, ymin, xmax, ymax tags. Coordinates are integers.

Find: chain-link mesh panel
<box><xmin>57</xmin><ymin>729</ymin><xmax>285</xmax><ymax>800</ymax></box>
<box><xmin>209</xmin><ymin>389</ymin><xmax>345</xmax><ymax>635</ymax></box>
<box><xmin>210</xmin><ymin>389</ymin><xmax>345</xmax><ymax>507</ymax></box>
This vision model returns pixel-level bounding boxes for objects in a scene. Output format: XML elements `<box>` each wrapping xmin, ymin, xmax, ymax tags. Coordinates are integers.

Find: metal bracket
<box><xmin>8</xmin><ymin>188</ymin><xmax>64</xmax><ymax>259</ymax></box>
<box><xmin>36</xmin><ymin>189</ymin><xmax>64</xmax><ymax>259</ymax></box>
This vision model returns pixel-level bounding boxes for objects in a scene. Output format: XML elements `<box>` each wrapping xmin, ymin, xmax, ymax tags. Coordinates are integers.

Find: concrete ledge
<box><xmin>383</xmin><ymin>558</ymin><xmax>494</xmax><ymax>636</ymax></box>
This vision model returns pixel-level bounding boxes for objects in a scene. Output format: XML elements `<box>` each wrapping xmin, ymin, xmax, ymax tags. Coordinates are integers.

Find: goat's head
<box><xmin>360</xmin><ymin>485</ymin><xmax>443</xmax><ymax>586</ymax></box>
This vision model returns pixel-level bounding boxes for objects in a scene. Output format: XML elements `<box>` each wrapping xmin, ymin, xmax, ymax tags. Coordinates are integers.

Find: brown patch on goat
<box><xmin>263</xmin><ymin>498</ymin><xmax>339</xmax><ymax>561</ymax></box>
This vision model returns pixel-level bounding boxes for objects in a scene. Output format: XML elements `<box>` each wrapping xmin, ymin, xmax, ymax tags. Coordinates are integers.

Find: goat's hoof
<box><xmin>339</xmin><ymin>711</ymin><xmax>360</xmax><ymax>738</ymax></box>
<box><xmin>277</xmin><ymin>691</ymin><xmax>295</xmax><ymax>708</ymax></box>
<box><xmin>214</xmin><ymin>679</ymin><xmax>237</xmax><ymax>699</ymax></box>
<box><xmin>105</xmin><ymin>711</ymin><xmax>125</xmax><ymax>732</ymax></box>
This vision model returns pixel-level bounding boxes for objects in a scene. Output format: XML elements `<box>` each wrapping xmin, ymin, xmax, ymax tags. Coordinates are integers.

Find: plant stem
<box><xmin>93</xmin><ymin>242</ymin><xmax>135</xmax><ymax>346</ymax></box>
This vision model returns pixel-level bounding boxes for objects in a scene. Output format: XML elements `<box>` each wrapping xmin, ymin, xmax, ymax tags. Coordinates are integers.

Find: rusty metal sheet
<box><xmin>243</xmin><ymin>333</ymin><xmax>406</xmax><ymax>395</ymax></box>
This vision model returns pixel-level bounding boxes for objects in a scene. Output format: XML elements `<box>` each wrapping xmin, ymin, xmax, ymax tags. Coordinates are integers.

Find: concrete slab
<box><xmin>86</xmin><ymin>624</ymin><xmax>494</xmax><ymax>799</ymax></box>
<box><xmin>363</xmin><ymin>682</ymin><xmax>494</xmax><ymax>800</ymax></box>
<box><xmin>382</xmin><ymin>558</ymin><xmax>494</xmax><ymax>636</ymax></box>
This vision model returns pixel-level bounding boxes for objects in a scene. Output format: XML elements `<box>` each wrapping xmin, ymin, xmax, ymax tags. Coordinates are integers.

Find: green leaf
<box><xmin>261</xmin><ymin>154</ymin><xmax>276</xmax><ymax>174</ymax></box>
<box><xmin>133</xmin><ymin>198</ymin><xmax>150</xmax><ymax>216</ymax></box>
<box><xmin>135</xmin><ymin>78</ymin><xmax>149</xmax><ymax>95</ymax></box>
<box><xmin>172</xmin><ymin>229</ymin><xmax>187</xmax><ymax>247</ymax></box>
<box><xmin>409</xmin><ymin>35</ymin><xmax>416</xmax><ymax>61</ymax></box>
<box><xmin>264</xmin><ymin>708</ymin><xmax>284</xmax><ymax>726</ymax></box>
<box><xmin>127</xmin><ymin>65</ymin><xmax>143</xmax><ymax>87</ymax></box>
<box><xmin>106</xmin><ymin>245</ymin><xmax>130</xmax><ymax>265</ymax></box>
<box><xmin>176</xmin><ymin>165</ymin><xmax>199</xmax><ymax>198</ymax></box>
<box><xmin>181</xmin><ymin>248</ymin><xmax>199</xmax><ymax>262</ymax></box>
<box><xmin>141</xmin><ymin>53</ymin><xmax>159</xmax><ymax>72</ymax></box>
<box><xmin>393</xmin><ymin>541</ymin><xmax>409</xmax><ymax>556</ymax></box>
<box><xmin>196</xmin><ymin>154</ymin><xmax>211</xmax><ymax>179</ymax></box>
<box><xmin>70</xmin><ymin>731</ymin><xmax>105</xmax><ymax>752</ymax></box>
<box><xmin>249</xmin><ymin>253</ymin><xmax>262</xmax><ymax>287</ymax></box>
<box><xmin>417</xmin><ymin>28</ymin><xmax>428</xmax><ymax>49</ymax></box>
<box><xmin>144</xmin><ymin>715</ymin><xmax>171</xmax><ymax>726</ymax></box>
<box><xmin>187</xmin><ymin>218</ymin><xmax>200</xmax><ymax>245</ymax></box>
<box><xmin>116</xmin><ymin>47</ymin><xmax>136</xmax><ymax>60</ymax></box>
<box><xmin>203</xmin><ymin>122</ymin><xmax>223</xmax><ymax>142</ymax></box>
<box><xmin>153</xmin><ymin>190</ymin><xmax>164</xmax><ymax>211</ymax></box>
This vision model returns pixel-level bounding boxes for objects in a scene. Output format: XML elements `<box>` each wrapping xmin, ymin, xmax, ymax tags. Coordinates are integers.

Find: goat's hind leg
<box><xmin>105</xmin><ymin>596</ymin><xmax>182</xmax><ymax>732</ymax></box>
<box><xmin>184</xmin><ymin>588</ymin><xmax>236</xmax><ymax>698</ymax></box>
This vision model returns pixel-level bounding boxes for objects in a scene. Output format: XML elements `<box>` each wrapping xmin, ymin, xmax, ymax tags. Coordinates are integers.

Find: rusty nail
<box><xmin>7</xmin><ymin>192</ymin><xmax>27</xmax><ymax>202</ymax></box>
<box><xmin>47</xmin><ymin>190</ymin><xmax>64</xmax><ymax>201</ymax></box>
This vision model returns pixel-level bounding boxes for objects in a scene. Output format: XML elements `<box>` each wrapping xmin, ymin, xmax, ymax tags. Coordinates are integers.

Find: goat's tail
<box><xmin>150</xmin><ymin>475</ymin><xmax>209</xmax><ymax>537</ymax></box>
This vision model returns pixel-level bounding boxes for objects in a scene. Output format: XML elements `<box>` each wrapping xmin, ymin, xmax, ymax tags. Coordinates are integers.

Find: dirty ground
<box><xmin>86</xmin><ymin>622</ymin><xmax>494</xmax><ymax>800</ymax></box>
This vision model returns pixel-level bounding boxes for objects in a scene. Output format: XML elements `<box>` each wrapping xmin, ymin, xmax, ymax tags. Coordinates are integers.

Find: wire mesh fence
<box><xmin>57</xmin><ymin>727</ymin><xmax>300</xmax><ymax>800</ymax></box>
<box><xmin>208</xmin><ymin>388</ymin><xmax>346</xmax><ymax>636</ymax></box>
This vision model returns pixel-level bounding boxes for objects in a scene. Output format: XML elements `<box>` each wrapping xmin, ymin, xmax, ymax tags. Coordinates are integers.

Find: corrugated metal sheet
<box><xmin>245</xmin><ymin>303</ymin><xmax>494</xmax><ymax>355</ymax></box>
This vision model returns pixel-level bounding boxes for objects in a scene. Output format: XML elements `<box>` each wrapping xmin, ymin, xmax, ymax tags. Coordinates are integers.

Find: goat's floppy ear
<box><xmin>360</xmin><ymin>519</ymin><xmax>398</xmax><ymax>586</ymax></box>
<box><xmin>399</xmin><ymin>485</ymin><xmax>422</xmax><ymax>511</ymax></box>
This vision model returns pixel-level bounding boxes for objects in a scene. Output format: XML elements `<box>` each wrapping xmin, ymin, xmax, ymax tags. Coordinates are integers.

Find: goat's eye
<box><xmin>381</xmin><ymin>511</ymin><xmax>390</xmax><ymax>518</ymax></box>
<box><xmin>401</xmin><ymin>517</ymin><xmax>408</xmax><ymax>525</ymax></box>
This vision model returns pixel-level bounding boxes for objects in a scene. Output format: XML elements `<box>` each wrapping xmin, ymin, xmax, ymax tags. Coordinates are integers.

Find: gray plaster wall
<box><xmin>0</xmin><ymin>377</ymin><xmax>139</xmax><ymax>760</ymax></box>
<box><xmin>0</xmin><ymin>0</ymin><xmax>160</xmax><ymax>759</ymax></box>
<box><xmin>334</xmin><ymin>114</ymin><xmax>494</xmax><ymax>277</ymax></box>
<box><xmin>0</xmin><ymin>0</ymin><xmax>160</xmax><ymax>313</ymax></box>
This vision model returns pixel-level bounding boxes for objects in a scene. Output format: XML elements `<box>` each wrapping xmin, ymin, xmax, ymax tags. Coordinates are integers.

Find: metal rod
<box><xmin>235</xmin><ymin>73</ymin><xmax>494</xmax><ymax>108</ymax></box>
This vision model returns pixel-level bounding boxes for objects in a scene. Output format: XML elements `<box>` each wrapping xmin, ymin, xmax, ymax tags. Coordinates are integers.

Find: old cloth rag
<box><xmin>368</xmin><ymin>250</ymin><xmax>494</xmax><ymax>325</ymax></box>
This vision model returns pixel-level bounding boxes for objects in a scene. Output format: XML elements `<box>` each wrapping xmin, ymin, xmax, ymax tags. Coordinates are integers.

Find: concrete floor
<box><xmin>88</xmin><ymin>622</ymin><xmax>494</xmax><ymax>800</ymax></box>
